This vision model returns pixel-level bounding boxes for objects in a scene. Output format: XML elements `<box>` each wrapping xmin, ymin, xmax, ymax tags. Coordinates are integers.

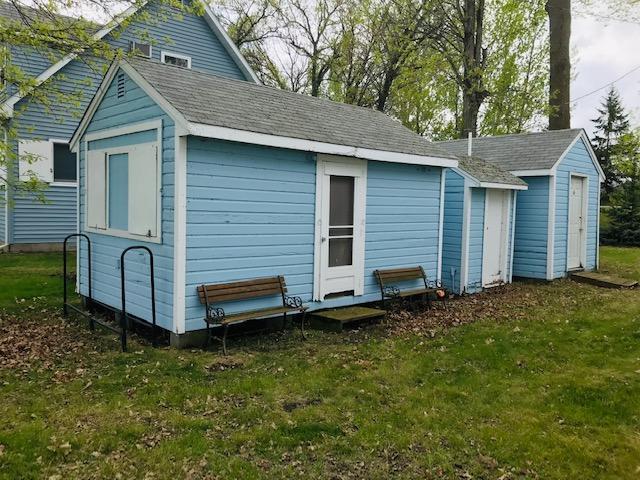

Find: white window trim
<box><xmin>50</xmin><ymin>138</ymin><xmax>78</xmax><ymax>185</ymax></box>
<box><xmin>131</xmin><ymin>40</ymin><xmax>152</xmax><ymax>59</ymax></box>
<box><xmin>83</xmin><ymin>120</ymin><xmax>163</xmax><ymax>244</ymax></box>
<box><xmin>161</xmin><ymin>51</ymin><xmax>192</xmax><ymax>69</ymax></box>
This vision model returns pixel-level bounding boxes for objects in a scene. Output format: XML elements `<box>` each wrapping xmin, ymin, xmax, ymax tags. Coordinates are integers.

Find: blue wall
<box><xmin>8</xmin><ymin>1</ymin><xmax>249</xmax><ymax>245</ymax></box>
<box><xmin>467</xmin><ymin>188</ymin><xmax>485</xmax><ymax>292</ymax></box>
<box><xmin>183</xmin><ymin>137</ymin><xmax>444</xmax><ymax>333</ymax></box>
<box><xmin>553</xmin><ymin>138</ymin><xmax>599</xmax><ymax>277</ymax></box>
<box><xmin>0</xmin><ymin>188</ymin><xmax>6</xmax><ymax>244</ymax></box>
<box><xmin>512</xmin><ymin>176</ymin><xmax>549</xmax><ymax>279</ymax></box>
<box><xmin>78</xmin><ymin>70</ymin><xmax>175</xmax><ymax>330</ymax></box>
<box><xmin>441</xmin><ymin>170</ymin><xmax>464</xmax><ymax>294</ymax></box>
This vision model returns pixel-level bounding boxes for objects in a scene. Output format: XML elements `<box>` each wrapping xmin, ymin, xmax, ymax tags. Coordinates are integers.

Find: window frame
<box><xmin>160</xmin><ymin>51</ymin><xmax>192</xmax><ymax>69</ymax></box>
<box><xmin>51</xmin><ymin>139</ymin><xmax>78</xmax><ymax>186</ymax></box>
<box><xmin>130</xmin><ymin>40</ymin><xmax>152</xmax><ymax>58</ymax></box>
<box><xmin>83</xmin><ymin>119</ymin><xmax>163</xmax><ymax>244</ymax></box>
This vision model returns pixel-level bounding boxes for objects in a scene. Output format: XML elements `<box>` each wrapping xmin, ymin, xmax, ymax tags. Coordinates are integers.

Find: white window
<box><xmin>86</xmin><ymin>141</ymin><xmax>160</xmax><ymax>242</ymax></box>
<box><xmin>18</xmin><ymin>140</ymin><xmax>77</xmax><ymax>184</ymax></box>
<box><xmin>130</xmin><ymin>41</ymin><xmax>152</xmax><ymax>58</ymax></box>
<box><xmin>161</xmin><ymin>51</ymin><xmax>191</xmax><ymax>69</ymax></box>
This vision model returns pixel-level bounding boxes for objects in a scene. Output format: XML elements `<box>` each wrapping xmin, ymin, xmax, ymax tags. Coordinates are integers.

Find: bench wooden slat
<box><xmin>197</xmin><ymin>276</ymin><xmax>286</xmax><ymax>304</ymax></box>
<box><xmin>206</xmin><ymin>305</ymin><xmax>300</xmax><ymax>325</ymax></box>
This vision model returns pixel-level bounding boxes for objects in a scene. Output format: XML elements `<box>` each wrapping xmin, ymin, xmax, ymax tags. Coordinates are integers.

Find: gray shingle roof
<box><xmin>125</xmin><ymin>57</ymin><xmax>456</xmax><ymax>161</ymax></box>
<box><xmin>435</xmin><ymin>129</ymin><xmax>584</xmax><ymax>172</ymax></box>
<box><xmin>456</xmin><ymin>155</ymin><xmax>527</xmax><ymax>187</ymax></box>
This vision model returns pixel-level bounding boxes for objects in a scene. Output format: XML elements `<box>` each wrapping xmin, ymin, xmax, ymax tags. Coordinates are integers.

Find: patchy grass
<box><xmin>600</xmin><ymin>246</ymin><xmax>640</xmax><ymax>281</ymax></box>
<box><xmin>0</xmin><ymin>249</ymin><xmax>639</xmax><ymax>479</ymax></box>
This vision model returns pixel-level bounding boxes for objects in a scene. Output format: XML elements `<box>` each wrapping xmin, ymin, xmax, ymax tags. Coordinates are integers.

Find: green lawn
<box><xmin>0</xmin><ymin>247</ymin><xmax>639</xmax><ymax>479</ymax></box>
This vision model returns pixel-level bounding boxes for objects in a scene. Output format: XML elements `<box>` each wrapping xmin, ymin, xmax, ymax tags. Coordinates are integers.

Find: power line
<box><xmin>571</xmin><ymin>64</ymin><xmax>640</xmax><ymax>103</ymax></box>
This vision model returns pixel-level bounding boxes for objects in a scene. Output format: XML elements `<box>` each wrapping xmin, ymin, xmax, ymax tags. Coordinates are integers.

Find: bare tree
<box><xmin>546</xmin><ymin>0</ymin><xmax>571</xmax><ymax>130</ymax></box>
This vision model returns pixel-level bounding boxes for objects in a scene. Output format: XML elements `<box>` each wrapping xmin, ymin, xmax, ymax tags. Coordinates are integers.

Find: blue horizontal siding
<box><xmin>513</xmin><ymin>176</ymin><xmax>549</xmax><ymax>279</ymax></box>
<box><xmin>553</xmin><ymin>138</ymin><xmax>599</xmax><ymax>277</ymax></box>
<box><xmin>467</xmin><ymin>188</ymin><xmax>485</xmax><ymax>292</ymax></box>
<box><xmin>12</xmin><ymin>185</ymin><xmax>76</xmax><ymax>243</ymax></box>
<box><xmin>0</xmin><ymin>188</ymin><xmax>6</xmax><ymax>244</ymax></box>
<box><xmin>78</xmin><ymin>71</ymin><xmax>175</xmax><ymax>331</ymax></box>
<box><xmin>441</xmin><ymin>170</ymin><xmax>464</xmax><ymax>294</ymax></box>
<box><xmin>183</xmin><ymin>138</ymin><xmax>444</xmax><ymax>333</ymax></box>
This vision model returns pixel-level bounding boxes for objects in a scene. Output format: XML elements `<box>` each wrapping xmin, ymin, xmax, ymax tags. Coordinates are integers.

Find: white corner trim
<box><xmin>460</xmin><ymin>182</ymin><xmax>472</xmax><ymax>294</ymax></box>
<box><xmin>509</xmin><ymin>191</ymin><xmax>517</xmax><ymax>282</ymax></box>
<box><xmin>596</xmin><ymin>182</ymin><xmax>601</xmax><ymax>270</ymax></box>
<box><xmin>202</xmin><ymin>3</ymin><xmax>261</xmax><ymax>84</ymax></box>
<box><xmin>312</xmin><ymin>155</ymin><xmax>323</xmax><ymax>301</ymax></box>
<box><xmin>75</xmin><ymin>146</ymin><xmax>80</xmax><ymax>294</ymax></box>
<box><xmin>479</xmin><ymin>181</ymin><xmax>528</xmax><ymax>191</ymax></box>
<box><xmin>188</xmin><ymin>122</ymin><xmax>458</xmax><ymax>168</ymax></box>
<box><xmin>437</xmin><ymin>168</ymin><xmax>446</xmax><ymax>283</ymax></box>
<box><xmin>546</xmin><ymin>175</ymin><xmax>556</xmax><ymax>280</ymax></box>
<box><xmin>510</xmin><ymin>169</ymin><xmax>552</xmax><ymax>177</ymax></box>
<box><xmin>173</xmin><ymin>135</ymin><xmax>187</xmax><ymax>334</ymax></box>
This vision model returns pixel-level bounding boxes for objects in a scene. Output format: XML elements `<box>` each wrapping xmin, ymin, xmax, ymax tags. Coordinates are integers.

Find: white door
<box><xmin>482</xmin><ymin>189</ymin><xmax>509</xmax><ymax>287</ymax></box>
<box><xmin>316</xmin><ymin>157</ymin><xmax>366</xmax><ymax>299</ymax></box>
<box><xmin>568</xmin><ymin>175</ymin><xmax>586</xmax><ymax>270</ymax></box>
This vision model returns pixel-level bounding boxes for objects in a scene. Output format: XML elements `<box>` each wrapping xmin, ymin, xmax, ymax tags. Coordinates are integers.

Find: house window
<box><xmin>86</xmin><ymin>141</ymin><xmax>159</xmax><ymax>240</ymax></box>
<box><xmin>53</xmin><ymin>143</ymin><xmax>76</xmax><ymax>182</ymax></box>
<box><xmin>161</xmin><ymin>51</ymin><xmax>191</xmax><ymax>69</ymax></box>
<box><xmin>130</xmin><ymin>41</ymin><xmax>152</xmax><ymax>58</ymax></box>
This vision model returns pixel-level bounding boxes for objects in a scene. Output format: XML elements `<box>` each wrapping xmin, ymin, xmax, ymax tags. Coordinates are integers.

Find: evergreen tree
<box><xmin>591</xmin><ymin>87</ymin><xmax>631</xmax><ymax>200</ymax></box>
<box><xmin>601</xmin><ymin>131</ymin><xmax>640</xmax><ymax>246</ymax></box>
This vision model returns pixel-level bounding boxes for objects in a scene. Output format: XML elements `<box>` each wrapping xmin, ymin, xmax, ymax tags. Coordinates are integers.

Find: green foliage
<box><xmin>592</xmin><ymin>87</ymin><xmax>632</xmax><ymax>199</ymax></box>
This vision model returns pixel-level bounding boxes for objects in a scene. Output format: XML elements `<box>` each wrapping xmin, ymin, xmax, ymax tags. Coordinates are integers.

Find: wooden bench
<box><xmin>197</xmin><ymin>275</ymin><xmax>308</xmax><ymax>354</ymax></box>
<box><xmin>374</xmin><ymin>266</ymin><xmax>447</xmax><ymax>310</ymax></box>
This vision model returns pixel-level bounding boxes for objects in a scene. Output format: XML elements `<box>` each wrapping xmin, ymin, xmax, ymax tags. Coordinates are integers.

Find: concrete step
<box><xmin>310</xmin><ymin>306</ymin><xmax>386</xmax><ymax>332</ymax></box>
<box><xmin>570</xmin><ymin>271</ymin><xmax>638</xmax><ymax>289</ymax></box>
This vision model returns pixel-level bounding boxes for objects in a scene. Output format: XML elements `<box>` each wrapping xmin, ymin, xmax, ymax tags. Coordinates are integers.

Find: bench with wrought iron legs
<box><xmin>197</xmin><ymin>275</ymin><xmax>308</xmax><ymax>354</ymax></box>
<box><xmin>374</xmin><ymin>266</ymin><xmax>447</xmax><ymax>310</ymax></box>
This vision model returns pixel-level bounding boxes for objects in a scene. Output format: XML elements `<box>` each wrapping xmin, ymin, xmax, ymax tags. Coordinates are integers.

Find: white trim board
<box><xmin>546</xmin><ymin>175</ymin><xmax>556</xmax><ymax>280</ymax></box>
<box><xmin>509</xmin><ymin>191</ymin><xmax>517</xmax><ymax>283</ymax></box>
<box><xmin>172</xmin><ymin>135</ymin><xmax>187</xmax><ymax>334</ymax></box>
<box><xmin>460</xmin><ymin>181</ymin><xmax>472</xmax><ymax>294</ymax></box>
<box><xmin>436</xmin><ymin>168</ymin><xmax>446</xmax><ymax>283</ymax></box>
<box><xmin>452</xmin><ymin>167</ymin><xmax>528</xmax><ymax>191</ymax></box>
<box><xmin>1</xmin><ymin>2</ymin><xmax>259</xmax><ymax>117</ymax></box>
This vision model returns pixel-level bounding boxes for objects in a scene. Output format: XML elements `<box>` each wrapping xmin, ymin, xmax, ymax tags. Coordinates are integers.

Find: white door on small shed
<box><xmin>568</xmin><ymin>175</ymin><xmax>587</xmax><ymax>270</ymax></box>
<box><xmin>315</xmin><ymin>156</ymin><xmax>366</xmax><ymax>300</ymax></box>
<box><xmin>482</xmin><ymin>189</ymin><xmax>509</xmax><ymax>287</ymax></box>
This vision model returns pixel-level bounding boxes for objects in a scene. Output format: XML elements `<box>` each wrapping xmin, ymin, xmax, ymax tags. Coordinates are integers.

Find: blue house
<box><xmin>69</xmin><ymin>57</ymin><xmax>458</xmax><ymax>345</ymax></box>
<box><xmin>442</xmin><ymin>155</ymin><xmax>528</xmax><ymax>294</ymax></box>
<box><xmin>0</xmin><ymin>0</ymin><xmax>257</xmax><ymax>251</ymax></box>
<box><xmin>438</xmin><ymin>130</ymin><xmax>605</xmax><ymax>281</ymax></box>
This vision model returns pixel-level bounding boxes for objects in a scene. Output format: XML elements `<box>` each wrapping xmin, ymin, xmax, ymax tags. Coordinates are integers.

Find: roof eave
<box><xmin>479</xmin><ymin>181</ymin><xmax>528</xmax><ymax>191</ymax></box>
<box><xmin>188</xmin><ymin>122</ymin><xmax>458</xmax><ymax>168</ymax></box>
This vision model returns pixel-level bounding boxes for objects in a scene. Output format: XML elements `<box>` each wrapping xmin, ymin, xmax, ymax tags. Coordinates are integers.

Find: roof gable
<box><xmin>454</xmin><ymin>155</ymin><xmax>527</xmax><ymax>190</ymax></box>
<box><xmin>1</xmin><ymin>0</ymin><xmax>258</xmax><ymax>116</ymax></box>
<box><xmin>71</xmin><ymin>58</ymin><xmax>457</xmax><ymax>168</ymax></box>
<box><xmin>436</xmin><ymin>129</ymin><xmax>604</xmax><ymax>180</ymax></box>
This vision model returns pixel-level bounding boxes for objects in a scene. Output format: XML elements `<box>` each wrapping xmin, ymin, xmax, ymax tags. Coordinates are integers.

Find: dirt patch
<box><xmin>0</xmin><ymin>309</ymin><xmax>95</xmax><ymax>372</ymax></box>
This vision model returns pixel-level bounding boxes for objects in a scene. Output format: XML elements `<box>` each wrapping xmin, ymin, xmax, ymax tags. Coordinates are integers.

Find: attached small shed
<box><xmin>69</xmin><ymin>58</ymin><xmax>457</xmax><ymax>344</ymax></box>
<box><xmin>442</xmin><ymin>155</ymin><xmax>528</xmax><ymax>294</ymax></box>
<box><xmin>437</xmin><ymin>130</ymin><xmax>605</xmax><ymax>281</ymax></box>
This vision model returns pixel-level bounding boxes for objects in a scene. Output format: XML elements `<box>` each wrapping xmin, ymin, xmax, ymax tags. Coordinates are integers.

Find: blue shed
<box><xmin>0</xmin><ymin>1</ymin><xmax>257</xmax><ymax>252</ymax></box>
<box><xmin>442</xmin><ymin>155</ymin><xmax>528</xmax><ymax>294</ymax></box>
<box><xmin>69</xmin><ymin>58</ymin><xmax>457</xmax><ymax>345</ymax></box>
<box><xmin>437</xmin><ymin>130</ymin><xmax>605</xmax><ymax>281</ymax></box>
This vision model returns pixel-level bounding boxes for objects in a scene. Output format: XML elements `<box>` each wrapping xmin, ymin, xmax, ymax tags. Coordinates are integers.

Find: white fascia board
<box><xmin>479</xmin><ymin>182</ymin><xmax>528</xmax><ymax>191</ymax></box>
<box><xmin>550</xmin><ymin>130</ymin><xmax>605</xmax><ymax>181</ymax></box>
<box><xmin>2</xmin><ymin>4</ymin><xmax>141</xmax><ymax>114</ymax></box>
<box><xmin>510</xmin><ymin>169</ymin><xmax>552</xmax><ymax>177</ymax></box>
<box><xmin>202</xmin><ymin>4</ymin><xmax>261</xmax><ymax>84</ymax></box>
<box><xmin>187</xmin><ymin>122</ymin><xmax>459</xmax><ymax>168</ymax></box>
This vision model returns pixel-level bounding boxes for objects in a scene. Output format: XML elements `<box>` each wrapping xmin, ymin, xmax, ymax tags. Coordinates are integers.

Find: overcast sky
<box><xmin>572</xmin><ymin>13</ymin><xmax>640</xmax><ymax>135</ymax></box>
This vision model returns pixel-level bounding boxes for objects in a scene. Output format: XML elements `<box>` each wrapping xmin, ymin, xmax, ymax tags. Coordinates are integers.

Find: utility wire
<box><xmin>571</xmin><ymin>64</ymin><xmax>640</xmax><ymax>104</ymax></box>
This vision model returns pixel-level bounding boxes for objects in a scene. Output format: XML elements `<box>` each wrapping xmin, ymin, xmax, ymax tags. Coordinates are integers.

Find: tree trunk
<box><xmin>546</xmin><ymin>0</ymin><xmax>571</xmax><ymax>130</ymax></box>
<box><xmin>460</xmin><ymin>0</ymin><xmax>488</xmax><ymax>139</ymax></box>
